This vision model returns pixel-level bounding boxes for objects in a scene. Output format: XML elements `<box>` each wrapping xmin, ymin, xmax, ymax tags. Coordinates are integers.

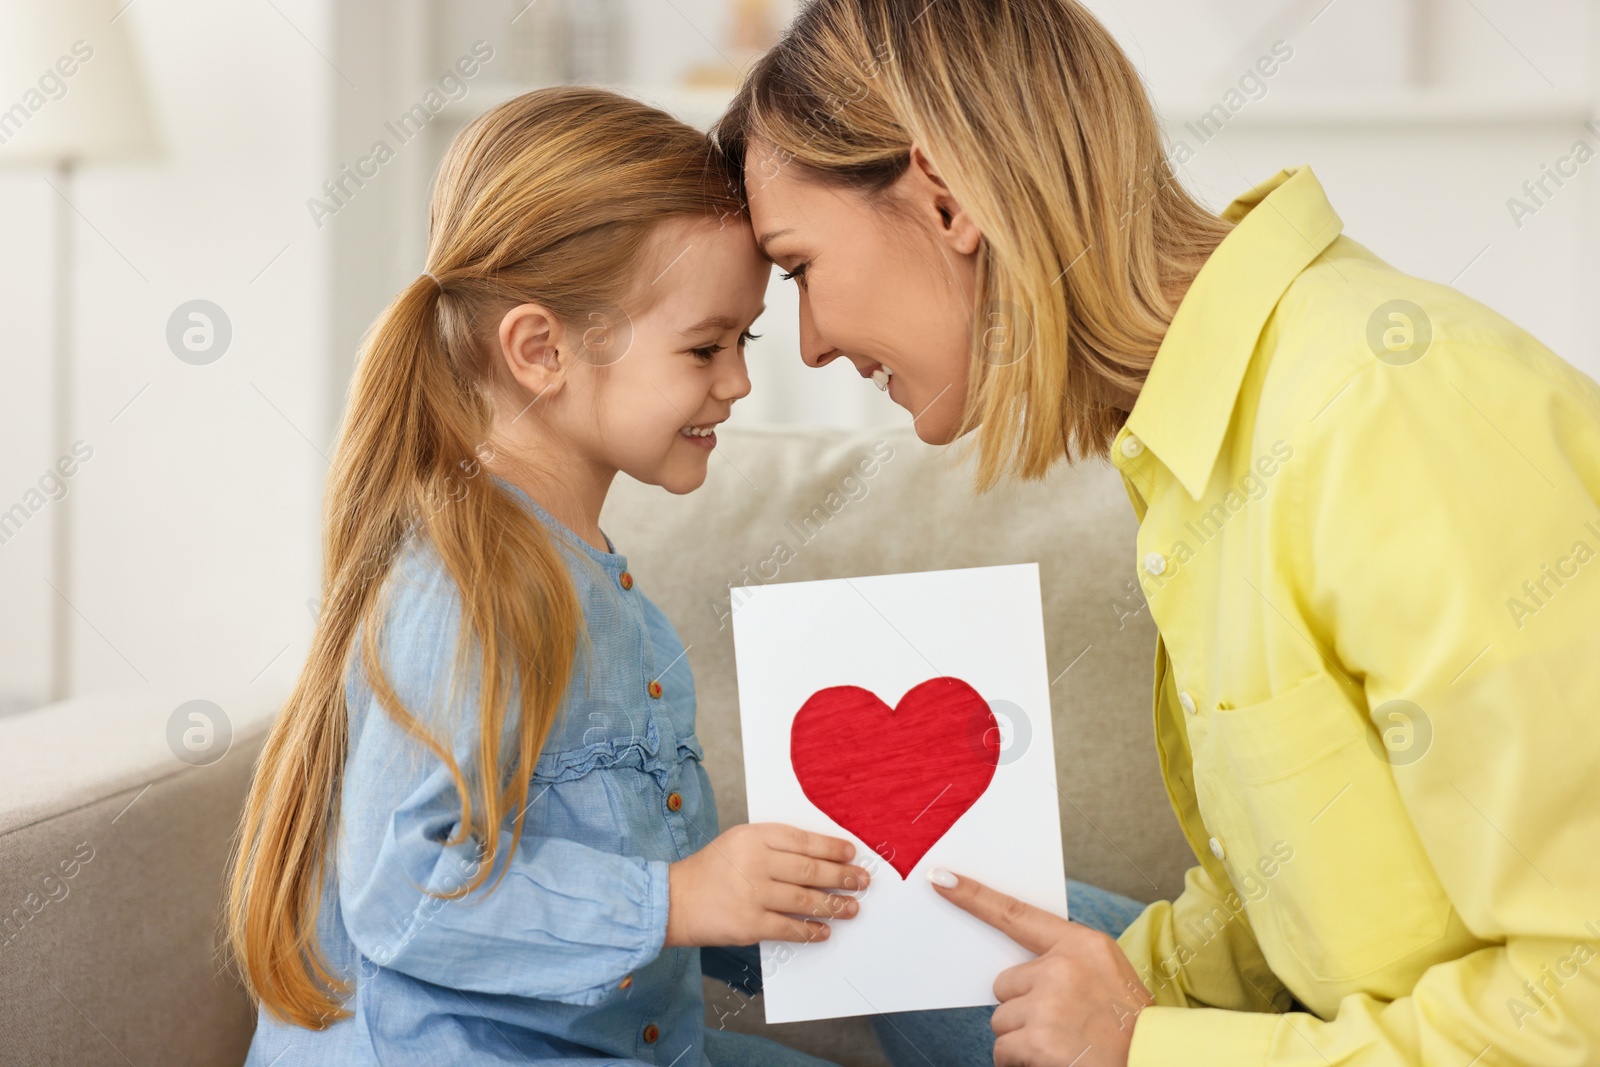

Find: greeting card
<box><xmin>730</xmin><ymin>563</ymin><xmax>1068</xmax><ymax>1022</ymax></box>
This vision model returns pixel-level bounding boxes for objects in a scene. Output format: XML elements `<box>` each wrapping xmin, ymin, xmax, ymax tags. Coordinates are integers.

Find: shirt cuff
<box><xmin>640</xmin><ymin>857</ymin><xmax>671</xmax><ymax>958</ymax></box>
<box><xmin>609</xmin><ymin>856</ymin><xmax>672</xmax><ymax>985</ymax></box>
<box><xmin>552</xmin><ymin>857</ymin><xmax>673</xmax><ymax>1007</ymax></box>
<box><xmin>1129</xmin><ymin>1005</ymin><xmax>1283</xmax><ymax>1067</ymax></box>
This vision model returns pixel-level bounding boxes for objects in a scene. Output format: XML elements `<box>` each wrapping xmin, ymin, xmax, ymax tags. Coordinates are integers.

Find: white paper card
<box><xmin>730</xmin><ymin>563</ymin><xmax>1068</xmax><ymax>1023</ymax></box>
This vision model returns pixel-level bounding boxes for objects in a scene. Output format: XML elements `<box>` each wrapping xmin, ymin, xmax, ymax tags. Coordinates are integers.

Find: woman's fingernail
<box><xmin>927</xmin><ymin>868</ymin><xmax>958</xmax><ymax>888</ymax></box>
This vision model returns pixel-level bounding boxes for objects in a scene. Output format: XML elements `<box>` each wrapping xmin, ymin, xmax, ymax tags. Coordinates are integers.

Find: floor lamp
<box><xmin>0</xmin><ymin>0</ymin><xmax>160</xmax><ymax>704</ymax></box>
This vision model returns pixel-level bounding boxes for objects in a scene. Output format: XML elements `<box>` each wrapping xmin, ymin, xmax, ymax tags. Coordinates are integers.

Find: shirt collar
<box><xmin>1122</xmin><ymin>164</ymin><xmax>1344</xmax><ymax>500</ymax></box>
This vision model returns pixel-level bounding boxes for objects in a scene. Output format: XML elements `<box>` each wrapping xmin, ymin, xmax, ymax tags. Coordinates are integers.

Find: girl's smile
<box><xmin>679</xmin><ymin>422</ymin><xmax>722</xmax><ymax>448</ymax></box>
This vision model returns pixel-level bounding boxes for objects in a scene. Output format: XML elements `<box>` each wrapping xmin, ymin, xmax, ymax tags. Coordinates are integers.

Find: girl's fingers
<box><xmin>767</xmin><ymin>883</ymin><xmax>860</xmax><ymax>921</ymax></box>
<box><xmin>765</xmin><ymin>913</ymin><xmax>832</xmax><ymax>943</ymax></box>
<box><xmin>770</xmin><ymin>851</ymin><xmax>872</xmax><ymax>891</ymax></box>
<box><xmin>767</xmin><ymin>823</ymin><xmax>858</xmax><ymax>863</ymax></box>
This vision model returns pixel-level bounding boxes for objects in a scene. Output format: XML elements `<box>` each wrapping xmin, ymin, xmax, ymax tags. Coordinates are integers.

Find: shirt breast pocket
<box><xmin>1201</xmin><ymin>668</ymin><xmax>1453</xmax><ymax>984</ymax></box>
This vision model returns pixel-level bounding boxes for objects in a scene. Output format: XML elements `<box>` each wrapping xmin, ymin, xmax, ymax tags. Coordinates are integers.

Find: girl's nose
<box><xmin>716</xmin><ymin>349</ymin><xmax>753</xmax><ymax>402</ymax></box>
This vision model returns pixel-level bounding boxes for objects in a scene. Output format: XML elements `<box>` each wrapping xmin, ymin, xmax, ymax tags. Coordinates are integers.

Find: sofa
<box><xmin>0</xmin><ymin>423</ymin><xmax>1193</xmax><ymax>1066</ymax></box>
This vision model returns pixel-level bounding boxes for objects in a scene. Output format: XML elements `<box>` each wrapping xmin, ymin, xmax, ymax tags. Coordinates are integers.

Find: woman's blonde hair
<box><xmin>713</xmin><ymin>0</ymin><xmax>1234</xmax><ymax>489</ymax></box>
<box><xmin>224</xmin><ymin>86</ymin><xmax>744</xmax><ymax>1029</ymax></box>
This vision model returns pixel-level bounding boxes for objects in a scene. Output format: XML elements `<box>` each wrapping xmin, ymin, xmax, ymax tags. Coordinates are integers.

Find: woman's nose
<box><xmin>798</xmin><ymin>296</ymin><xmax>834</xmax><ymax>368</ymax></box>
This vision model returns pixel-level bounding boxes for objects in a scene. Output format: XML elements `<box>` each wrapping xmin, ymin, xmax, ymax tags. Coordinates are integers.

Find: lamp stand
<box><xmin>49</xmin><ymin>158</ymin><xmax>75</xmax><ymax>703</ymax></box>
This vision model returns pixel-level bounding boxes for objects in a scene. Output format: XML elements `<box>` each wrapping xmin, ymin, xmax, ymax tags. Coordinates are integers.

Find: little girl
<box><xmin>227</xmin><ymin>86</ymin><xmax>872</xmax><ymax>1067</ymax></box>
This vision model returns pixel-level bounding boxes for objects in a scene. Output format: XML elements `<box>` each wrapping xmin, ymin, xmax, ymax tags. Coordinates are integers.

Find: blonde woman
<box><xmin>713</xmin><ymin>1</ymin><xmax>1600</xmax><ymax>1065</ymax></box>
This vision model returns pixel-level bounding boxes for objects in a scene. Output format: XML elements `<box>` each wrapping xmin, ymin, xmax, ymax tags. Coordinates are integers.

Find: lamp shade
<box><xmin>0</xmin><ymin>0</ymin><xmax>161</xmax><ymax>167</ymax></box>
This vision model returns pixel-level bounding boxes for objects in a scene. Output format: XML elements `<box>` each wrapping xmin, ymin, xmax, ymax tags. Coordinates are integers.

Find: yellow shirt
<box><xmin>1111</xmin><ymin>163</ymin><xmax>1600</xmax><ymax>1065</ymax></box>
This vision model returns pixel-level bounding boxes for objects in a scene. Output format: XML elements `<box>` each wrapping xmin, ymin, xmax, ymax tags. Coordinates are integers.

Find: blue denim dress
<box><xmin>245</xmin><ymin>473</ymin><xmax>729</xmax><ymax>1066</ymax></box>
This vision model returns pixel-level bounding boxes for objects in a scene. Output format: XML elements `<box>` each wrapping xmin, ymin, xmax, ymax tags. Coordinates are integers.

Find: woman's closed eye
<box><xmin>779</xmin><ymin>263</ymin><xmax>808</xmax><ymax>290</ymax></box>
<box><xmin>691</xmin><ymin>329</ymin><xmax>762</xmax><ymax>361</ymax></box>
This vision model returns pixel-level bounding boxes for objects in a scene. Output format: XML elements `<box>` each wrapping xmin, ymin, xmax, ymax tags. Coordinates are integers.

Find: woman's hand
<box><xmin>664</xmin><ymin>822</ymin><xmax>870</xmax><ymax>948</ymax></box>
<box><xmin>930</xmin><ymin>869</ymin><xmax>1153</xmax><ymax>1067</ymax></box>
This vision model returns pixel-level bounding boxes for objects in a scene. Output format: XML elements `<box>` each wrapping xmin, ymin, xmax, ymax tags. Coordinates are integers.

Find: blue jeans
<box><xmin>701</xmin><ymin>878</ymin><xmax>1148</xmax><ymax>1067</ymax></box>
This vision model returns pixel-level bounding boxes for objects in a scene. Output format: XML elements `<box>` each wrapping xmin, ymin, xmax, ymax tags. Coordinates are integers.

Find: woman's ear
<box><xmin>909</xmin><ymin>143</ymin><xmax>983</xmax><ymax>256</ymax></box>
<box><xmin>497</xmin><ymin>303</ymin><xmax>571</xmax><ymax>400</ymax></box>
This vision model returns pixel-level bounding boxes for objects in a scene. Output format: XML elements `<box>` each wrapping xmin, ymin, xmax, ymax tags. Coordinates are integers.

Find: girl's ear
<box><xmin>497</xmin><ymin>303</ymin><xmax>572</xmax><ymax>400</ymax></box>
<box><xmin>908</xmin><ymin>143</ymin><xmax>983</xmax><ymax>257</ymax></box>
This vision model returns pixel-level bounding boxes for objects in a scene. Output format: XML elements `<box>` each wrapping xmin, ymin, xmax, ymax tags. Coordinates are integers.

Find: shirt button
<box><xmin>618</xmin><ymin>570</ymin><xmax>634</xmax><ymax>591</ymax></box>
<box><xmin>1209</xmin><ymin>836</ymin><xmax>1226</xmax><ymax>861</ymax></box>
<box><xmin>1144</xmin><ymin>552</ymin><xmax>1167</xmax><ymax>576</ymax></box>
<box><xmin>666</xmin><ymin>791</ymin><xmax>683</xmax><ymax>812</ymax></box>
<box><xmin>642</xmin><ymin>1023</ymin><xmax>660</xmax><ymax>1044</ymax></box>
<box><xmin>1179</xmin><ymin>691</ymin><xmax>1197</xmax><ymax>716</ymax></box>
<box><xmin>1120</xmin><ymin>434</ymin><xmax>1144</xmax><ymax>458</ymax></box>
<box><xmin>618</xmin><ymin>974</ymin><xmax>633</xmax><ymax>990</ymax></box>
<box><xmin>647</xmin><ymin>680</ymin><xmax>663</xmax><ymax>700</ymax></box>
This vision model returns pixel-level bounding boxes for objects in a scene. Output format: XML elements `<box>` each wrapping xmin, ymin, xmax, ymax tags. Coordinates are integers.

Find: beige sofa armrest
<box><xmin>0</xmin><ymin>684</ymin><xmax>283</xmax><ymax>1067</ymax></box>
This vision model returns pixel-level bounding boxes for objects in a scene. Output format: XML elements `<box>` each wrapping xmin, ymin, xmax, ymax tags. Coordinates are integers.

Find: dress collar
<box><xmin>488</xmin><ymin>472</ymin><xmax>626</xmax><ymax>570</ymax></box>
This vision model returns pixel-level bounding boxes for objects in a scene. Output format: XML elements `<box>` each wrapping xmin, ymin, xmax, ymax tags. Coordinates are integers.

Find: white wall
<box><xmin>1</xmin><ymin>0</ymin><xmax>331</xmax><ymax>711</ymax></box>
<box><xmin>1</xmin><ymin>0</ymin><xmax>1597</xmax><ymax>713</ymax></box>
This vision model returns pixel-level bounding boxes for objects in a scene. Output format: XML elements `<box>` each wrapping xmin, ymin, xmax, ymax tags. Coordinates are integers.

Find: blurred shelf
<box><xmin>437</xmin><ymin>81</ymin><xmax>740</xmax><ymax>129</ymax></box>
<box><xmin>440</xmin><ymin>81</ymin><xmax>1598</xmax><ymax>136</ymax></box>
<box><xmin>1156</xmin><ymin>87</ymin><xmax>1599</xmax><ymax>129</ymax></box>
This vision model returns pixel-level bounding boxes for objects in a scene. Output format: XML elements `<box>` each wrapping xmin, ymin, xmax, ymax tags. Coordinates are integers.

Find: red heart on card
<box><xmin>789</xmin><ymin>677</ymin><xmax>999</xmax><ymax>879</ymax></box>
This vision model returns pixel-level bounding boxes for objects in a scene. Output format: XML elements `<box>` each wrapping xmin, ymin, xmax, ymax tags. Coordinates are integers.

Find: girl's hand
<box><xmin>663</xmin><ymin>822</ymin><xmax>870</xmax><ymax>947</ymax></box>
<box><xmin>931</xmin><ymin>869</ymin><xmax>1153</xmax><ymax>1067</ymax></box>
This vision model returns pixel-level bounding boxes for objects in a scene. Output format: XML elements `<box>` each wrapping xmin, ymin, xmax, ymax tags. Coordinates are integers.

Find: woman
<box><xmin>712</xmin><ymin>1</ymin><xmax>1600</xmax><ymax>1065</ymax></box>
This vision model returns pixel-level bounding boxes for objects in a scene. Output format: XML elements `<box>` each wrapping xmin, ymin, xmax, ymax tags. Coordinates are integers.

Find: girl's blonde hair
<box><xmin>225</xmin><ymin>86</ymin><xmax>744</xmax><ymax>1029</ymax></box>
<box><xmin>712</xmin><ymin>0</ymin><xmax>1234</xmax><ymax>489</ymax></box>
